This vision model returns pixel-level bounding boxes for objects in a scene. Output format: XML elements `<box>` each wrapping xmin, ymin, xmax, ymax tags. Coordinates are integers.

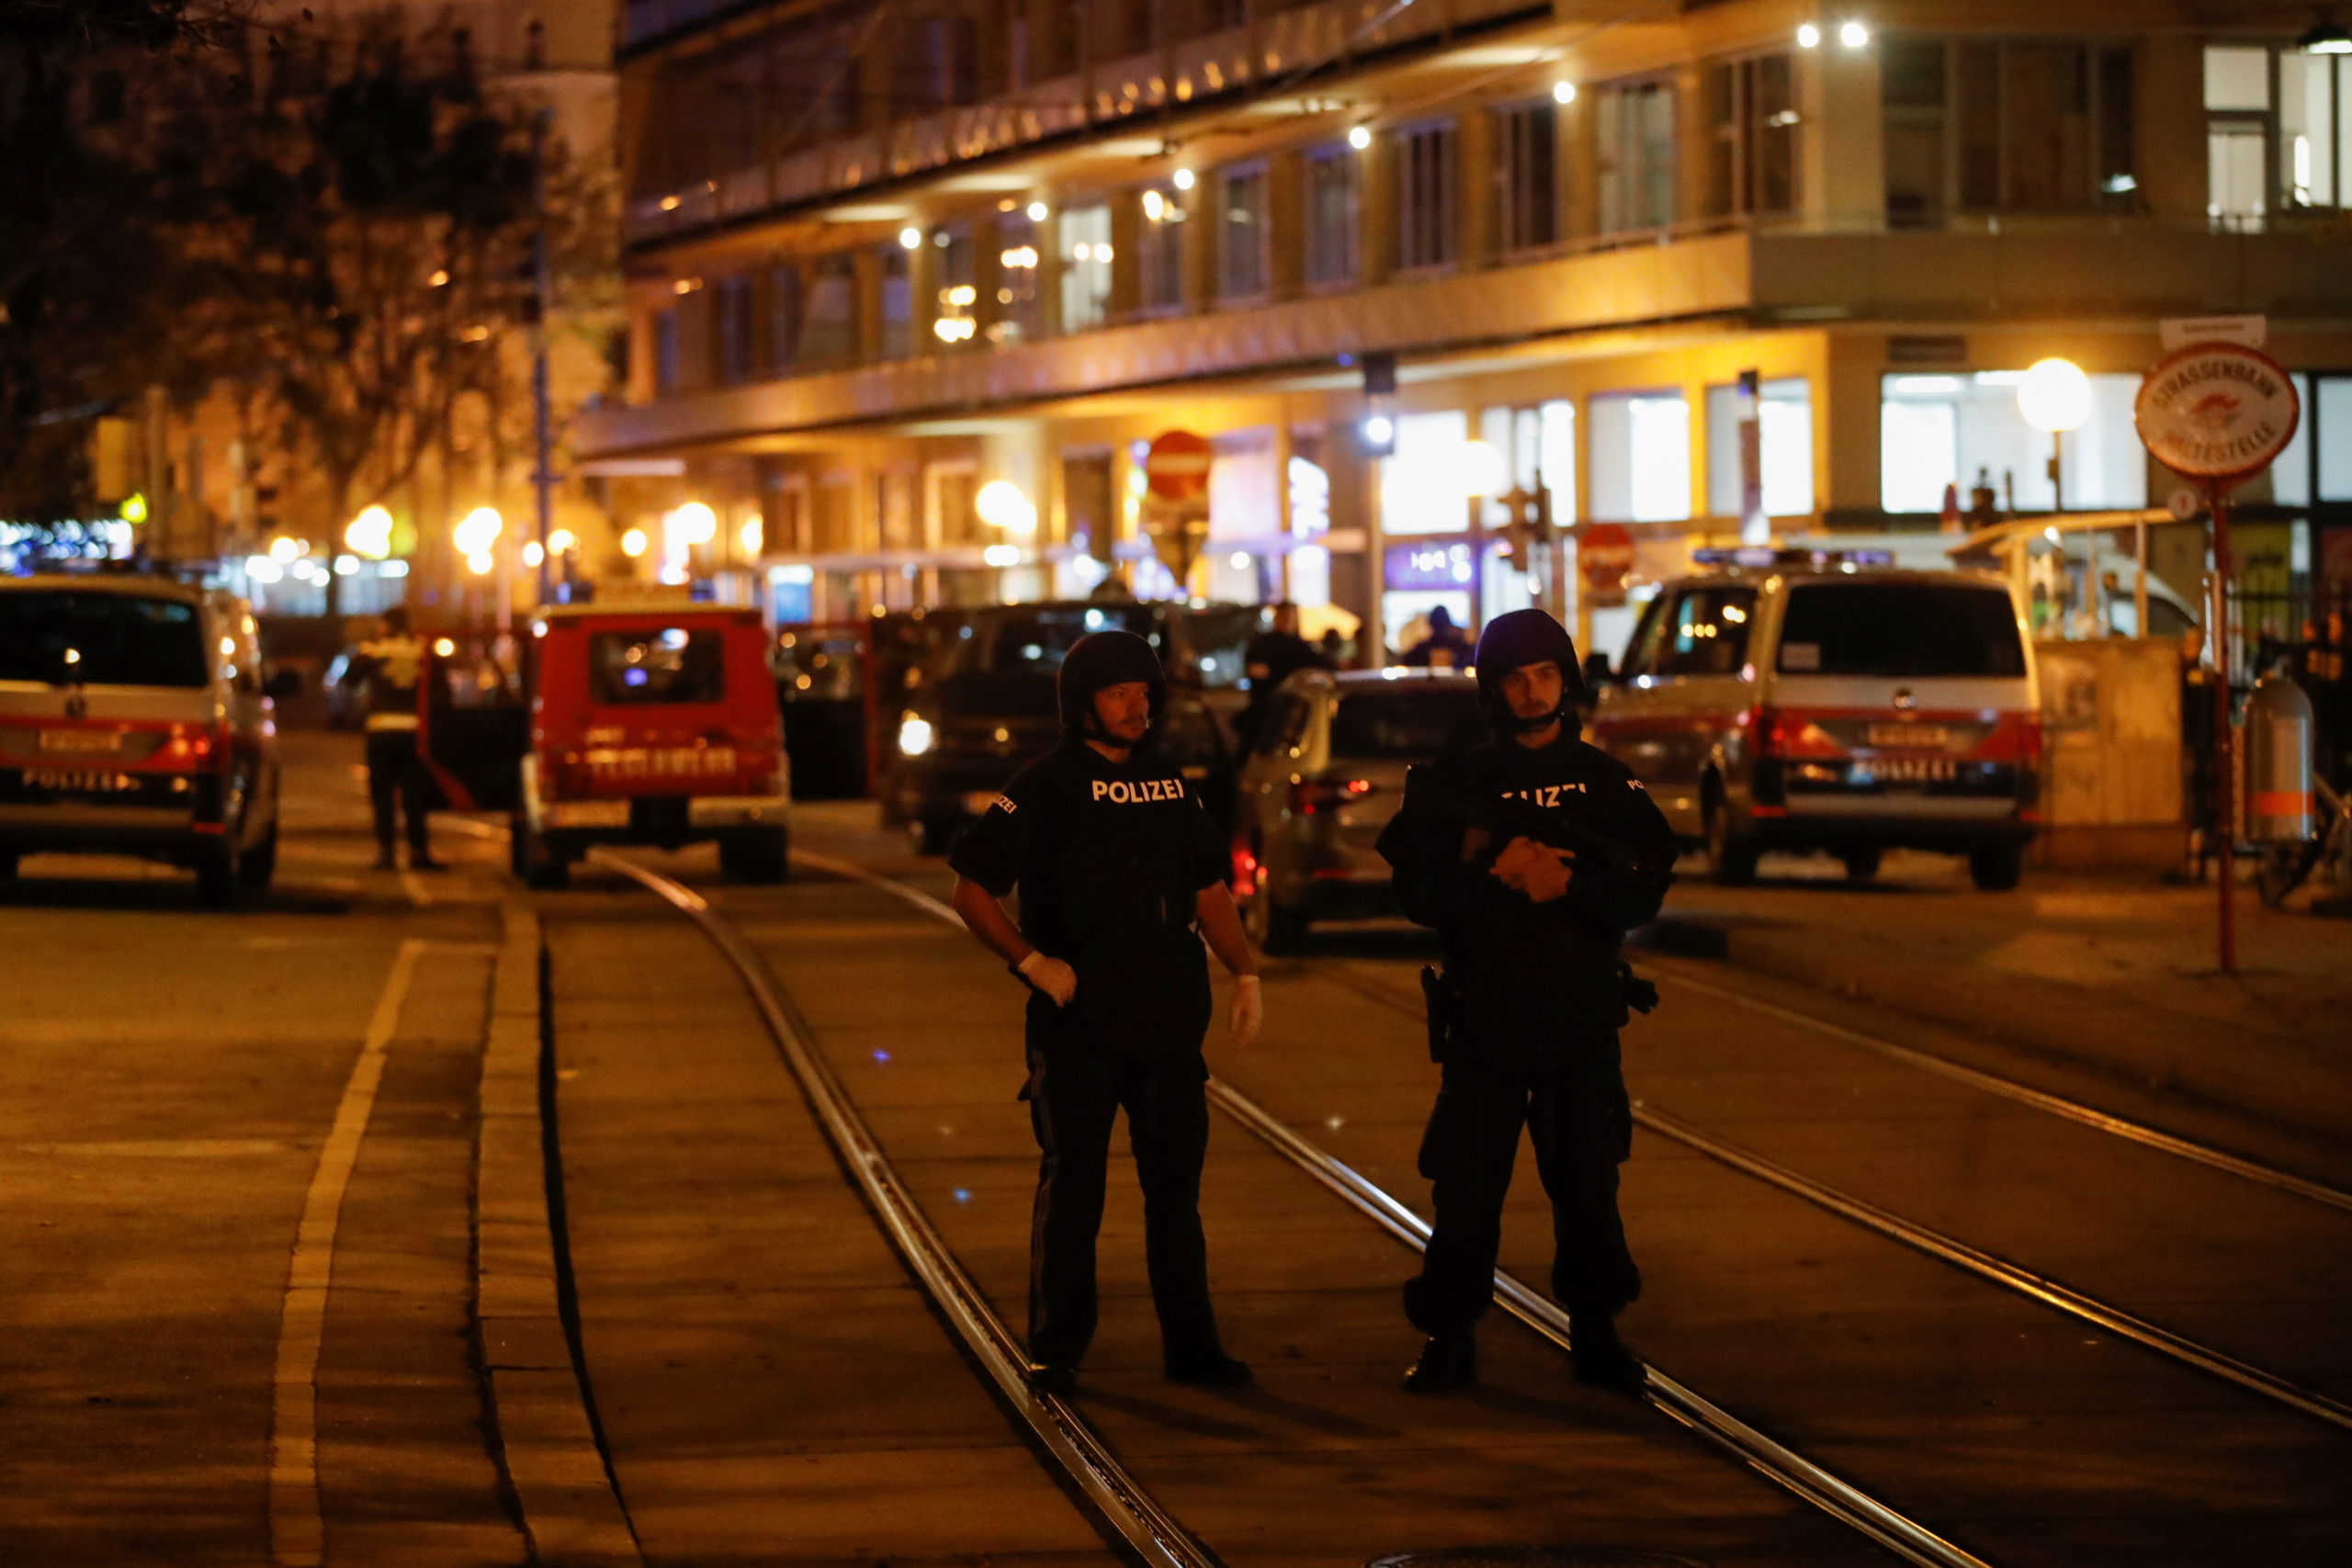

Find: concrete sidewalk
<box><xmin>1643</xmin><ymin>851</ymin><xmax>2352</xmax><ymax>1147</ymax></box>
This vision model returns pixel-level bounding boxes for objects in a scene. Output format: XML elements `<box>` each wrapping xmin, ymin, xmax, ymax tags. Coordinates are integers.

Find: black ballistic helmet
<box><xmin>1473</xmin><ymin>608</ymin><xmax>1584</xmax><ymax>733</ymax></box>
<box><xmin>1057</xmin><ymin>628</ymin><xmax>1166</xmax><ymax>730</ymax></box>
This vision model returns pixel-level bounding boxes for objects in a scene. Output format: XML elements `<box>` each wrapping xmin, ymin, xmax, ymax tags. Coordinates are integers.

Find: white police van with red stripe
<box><xmin>1589</xmin><ymin>556</ymin><xmax>2040</xmax><ymax>890</ymax></box>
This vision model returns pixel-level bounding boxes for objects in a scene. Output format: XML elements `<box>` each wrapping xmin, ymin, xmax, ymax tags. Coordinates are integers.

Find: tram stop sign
<box><xmin>1144</xmin><ymin>430</ymin><xmax>1213</xmax><ymax>503</ymax></box>
<box><xmin>1578</xmin><ymin>524</ymin><xmax>1636</xmax><ymax>607</ymax></box>
<box><xmin>2133</xmin><ymin>342</ymin><xmax>2301</xmax><ymax>496</ymax></box>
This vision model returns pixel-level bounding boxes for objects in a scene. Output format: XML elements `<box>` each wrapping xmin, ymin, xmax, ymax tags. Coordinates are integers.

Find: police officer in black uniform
<box><xmin>947</xmin><ymin>630</ymin><xmax>1264</xmax><ymax>1396</ymax></box>
<box><xmin>1375</xmin><ymin>608</ymin><xmax>1677</xmax><ymax>1395</ymax></box>
<box><xmin>343</xmin><ymin>606</ymin><xmax>440</xmax><ymax>872</ymax></box>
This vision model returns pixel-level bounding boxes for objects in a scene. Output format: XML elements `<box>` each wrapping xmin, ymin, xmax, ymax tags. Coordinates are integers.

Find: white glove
<box><xmin>1016</xmin><ymin>950</ymin><xmax>1077</xmax><ymax>1008</ymax></box>
<box><xmin>1228</xmin><ymin>975</ymin><xmax>1263</xmax><ymax>1048</ymax></box>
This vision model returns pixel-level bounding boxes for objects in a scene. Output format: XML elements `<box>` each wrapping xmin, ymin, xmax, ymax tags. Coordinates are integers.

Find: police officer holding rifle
<box><xmin>948</xmin><ymin>630</ymin><xmax>1263</xmax><ymax>1396</ymax></box>
<box><xmin>1375</xmin><ymin>608</ymin><xmax>1677</xmax><ymax>1395</ymax></box>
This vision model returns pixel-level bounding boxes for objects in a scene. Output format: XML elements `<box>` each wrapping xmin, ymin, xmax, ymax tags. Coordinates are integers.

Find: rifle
<box><xmin>1398</xmin><ymin>764</ymin><xmax>1669</xmax><ymax>1055</ymax></box>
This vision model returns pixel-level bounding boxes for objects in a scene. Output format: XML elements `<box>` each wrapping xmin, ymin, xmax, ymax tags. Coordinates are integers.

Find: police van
<box><xmin>1589</xmin><ymin>556</ymin><xmax>2041</xmax><ymax>890</ymax></box>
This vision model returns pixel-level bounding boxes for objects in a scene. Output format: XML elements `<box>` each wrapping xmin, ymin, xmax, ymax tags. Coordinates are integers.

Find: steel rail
<box><xmin>792</xmin><ymin>849</ymin><xmax>1999</xmax><ymax>1568</ymax></box>
<box><xmin>1329</xmin><ymin>964</ymin><xmax>2352</xmax><ymax>1437</ymax></box>
<box><xmin>589</xmin><ymin>851</ymin><xmax>1224</xmax><ymax>1568</ymax></box>
<box><xmin>1640</xmin><ymin>963</ymin><xmax>2352</xmax><ymax>1216</ymax></box>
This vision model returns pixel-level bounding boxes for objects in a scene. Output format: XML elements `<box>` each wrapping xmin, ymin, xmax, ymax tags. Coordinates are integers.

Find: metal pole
<box><xmin>2211</xmin><ymin>490</ymin><xmax>2235</xmax><ymax>976</ymax></box>
<box><xmin>529</xmin><ymin>109</ymin><xmax>556</xmax><ymax>609</ymax></box>
<box><xmin>2135</xmin><ymin>517</ymin><xmax>2150</xmax><ymax>642</ymax></box>
<box><xmin>1465</xmin><ymin>494</ymin><xmax>1486</xmax><ymax>637</ymax></box>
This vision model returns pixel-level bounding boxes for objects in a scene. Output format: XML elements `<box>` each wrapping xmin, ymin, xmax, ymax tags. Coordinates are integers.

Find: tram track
<box><xmin>1318</xmin><ymin>960</ymin><xmax>2352</xmax><ymax>1438</ymax></box>
<box><xmin>780</xmin><ymin>847</ymin><xmax>1997</xmax><ymax>1568</ymax></box>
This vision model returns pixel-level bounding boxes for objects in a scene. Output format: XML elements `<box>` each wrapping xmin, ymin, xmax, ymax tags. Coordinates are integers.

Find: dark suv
<box><xmin>889</xmin><ymin>600</ymin><xmax>1243</xmax><ymax>852</ymax></box>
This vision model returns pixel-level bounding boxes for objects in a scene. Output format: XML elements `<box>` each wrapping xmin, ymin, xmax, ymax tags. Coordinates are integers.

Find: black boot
<box><xmin>1404</xmin><ymin>1331</ymin><xmax>1476</xmax><ymax>1393</ymax></box>
<box><xmin>1165</xmin><ymin>1350</ymin><xmax>1252</xmax><ymax>1387</ymax></box>
<box><xmin>1026</xmin><ymin>1361</ymin><xmax>1078</xmax><ymax>1397</ymax></box>
<box><xmin>374</xmin><ymin>843</ymin><xmax>398</xmax><ymax>871</ymax></box>
<box><xmin>1570</xmin><ymin>1314</ymin><xmax>1645</xmax><ymax>1396</ymax></box>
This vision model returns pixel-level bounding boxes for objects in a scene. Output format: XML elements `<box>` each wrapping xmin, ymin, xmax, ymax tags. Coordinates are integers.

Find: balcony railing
<box><xmin>623</xmin><ymin>0</ymin><xmax>1549</xmax><ymax>245</ymax></box>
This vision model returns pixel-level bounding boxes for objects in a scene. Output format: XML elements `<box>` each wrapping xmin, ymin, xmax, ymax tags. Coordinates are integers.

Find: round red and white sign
<box><xmin>1144</xmin><ymin>430</ymin><xmax>1213</xmax><ymax>503</ymax></box>
<box><xmin>1578</xmin><ymin>523</ymin><xmax>1636</xmax><ymax>598</ymax></box>
<box><xmin>2134</xmin><ymin>343</ymin><xmax>2301</xmax><ymax>488</ymax></box>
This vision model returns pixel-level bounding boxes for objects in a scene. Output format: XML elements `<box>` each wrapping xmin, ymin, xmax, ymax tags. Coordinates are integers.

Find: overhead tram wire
<box><xmin>588</xmin><ymin>850</ymin><xmax>1224</xmax><ymax>1568</ymax></box>
<box><xmin>786</xmin><ymin>848</ymin><xmax>2003</xmax><ymax>1568</ymax></box>
<box><xmin>1323</xmin><ymin>963</ymin><xmax>2352</xmax><ymax>1437</ymax></box>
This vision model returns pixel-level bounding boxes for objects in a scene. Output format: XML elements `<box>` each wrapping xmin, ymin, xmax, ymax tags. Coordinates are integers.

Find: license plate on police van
<box><xmin>40</xmin><ymin>728</ymin><xmax>122</xmax><ymax>753</ymax></box>
<box><xmin>1874</xmin><ymin>757</ymin><xmax>1957</xmax><ymax>784</ymax></box>
<box><xmin>1867</xmin><ymin>724</ymin><xmax>1949</xmax><ymax>748</ymax></box>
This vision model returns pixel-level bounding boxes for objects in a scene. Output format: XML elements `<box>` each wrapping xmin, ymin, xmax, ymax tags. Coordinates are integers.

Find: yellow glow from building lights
<box><xmin>946</xmin><ymin>284</ymin><xmax>977</xmax><ymax>306</ymax></box>
<box><xmin>245</xmin><ymin>557</ymin><xmax>283</xmax><ymax>583</ymax></box>
<box><xmin>345</xmin><ymin>503</ymin><xmax>395</xmax><ymax>559</ymax></box>
<box><xmin>1838</xmin><ymin>19</ymin><xmax>1870</xmax><ymax>48</ymax></box>
<box><xmin>897</xmin><ymin>714</ymin><xmax>934</xmax><ymax>756</ymax></box>
<box><xmin>1026</xmin><ymin>200</ymin><xmax>1049</xmax><ymax>221</ymax></box>
<box><xmin>522</xmin><ymin>540</ymin><xmax>546</xmax><ymax>568</ymax></box>
<box><xmin>669</xmin><ymin>501</ymin><xmax>718</xmax><ymax>546</ymax></box>
<box><xmin>454</xmin><ymin>506</ymin><xmax>503</xmax><ymax>555</ymax></box>
<box><xmin>120</xmin><ymin>492</ymin><xmax>148</xmax><ymax>524</ymax></box>
<box><xmin>976</xmin><ymin>479</ymin><xmax>1038</xmax><ymax>535</ymax></box>
<box><xmin>466</xmin><ymin>550</ymin><xmax>494</xmax><ymax>576</ymax></box>
<box><xmin>1142</xmin><ymin>189</ymin><xmax>1166</xmax><ymax>221</ymax></box>
<box><xmin>428</xmin><ymin>268</ymin><xmax>450</xmax><ymax>288</ymax></box>
<box><xmin>982</xmin><ymin>543</ymin><xmax>1022</xmax><ymax>568</ymax></box>
<box><xmin>268</xmin><ymin>535</ymin><xmax>301</xmax><ymax>563</ymax></box>
<box><xmin>548</xmin><ymin>527</ymin><xmax>577</xmax><ymax>555</ymax></box>
<box><xmin>435</xmin><ymin>637</ymin><xmax>457</xmax><ymax>657</ymax></box>
<box><xmin>1172</xmin><ymin>168</ymin><xmax>1195</xmax><ymax>191</ymax></box>
<box><xmin>1553</xmin><ymin>82</ymin><xmax>1577</xmax><ymax>104</ymax></box>
<box><xmin>1796</xmin><ymin>21</ymin><xmax>1822</xmax><ymax>47</ymax></box>
<box><xmin>933</xmin><ymin>318</ymin><xmax>977</xmax><ymax>342</ymax></box>
<box><xmin>1348</xmin><ymin>125</ymin><xmax>1373</xmax><ymax>151</ymax></box>
<box><xmin>659</xmin><ymin>194</ymin><xmax>681</xmax><ymax>211</ymax></box>
<box><xmin>621</xmin><ymin>527</ymin><xmax>649</xmax><ymax>558</ymax></box>
<box><xmin>2017</xmin><ymin>357</ymin><xmax>2094</xmax><ymax>434</ymax></box>
<box><xmin>899</xmin><ymin>226</ymin><xmax>922</xmax><ymax>250</ymax></box>
<box><xmin>741</xmin><ymin>517</ymin><xmax>764</xmax><ymax>554</ymax></box>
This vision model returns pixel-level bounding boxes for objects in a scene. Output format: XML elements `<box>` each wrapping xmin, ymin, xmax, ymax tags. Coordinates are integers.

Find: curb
<box><xmin>478</xmin><ymin>902</ymin><xmax>643</xmax><ymax>1566</ymax></box>
<box><xmin>1637</xmin><ymin>914</ymin><xmax>2352</xmax><ymax>1147</ymax></box>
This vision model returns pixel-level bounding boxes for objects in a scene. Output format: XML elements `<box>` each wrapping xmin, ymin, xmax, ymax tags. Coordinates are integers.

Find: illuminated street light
<box><xmin>268</xmin><ymin>535</ymin><xmax>301</xmax><ymax>563</ymax></box>
<box><xmin>1142</xmin><ymin>189</ymin><xmax>1166</xmax><ymax>221</ymax></box>
<box><xmin>454</xmin><ymin>506</ymin><xmax>503</xmax><ymax>556</ymax></box>
<box><xmin>1796</xmin><ymin>21</ymin><xmax>1822</xmax><ymax>47</ymax></box>
<box><xmin>2302</xmin><ymin>19</ymin><xmax>2352</xmax><ymax>53</ymax></box>
<box><xmin>120</xmin><ymin>492</ymin><xmax>148</xmax><ymax>524</ymax></box>
<box><xmin>1172</xmin><ymin>168</ymin><xmax>1195</xmax><ymax>191</ymax></box>
<box><xmin>1552</xmin><ymin>82</ymin><xmax>1577</xmax><ymax>105</ymax></box>
<box><xmin>1838</xmin><ymin>19</ymin><xmax>1871</xmax><ymax>48</ymax></box>
<box><xmin>2018</xmin><ymin>357</ymin><xmax>2094</xmax><ymax>513</ymax></box>
<box><xmin>548</xmin><ymin>527</ymin><xmax>578</xmax><ymax>555</ymax></box>
<box><xmin>466</xmin><ymin>550</ymin><xmax>494</xmax><ymax>576</ymax></box>
<box><xmin>522</xmin><ymin>540</ymin><xmax>546</xmax><ymax>568</ymax></box>
<box><xmin>976</xmin><ymin>479</ymin><xmax>1038</xmax><ymax>536</ymax></box>
<box><xmin>899</xmin><ymin>226</ymin><xmax>922</xmax><ymax>250</ymax></box>
<box><xmin>669</xmin><ymin>501</ymin><xmax>718</xmax><ymax>546</ymax></box>
<box><xmin>1459</xmin><ymin>438</ymin><xmax>1509</xmax><ymax>500</ymax></box>
<box><xmin>620</xmin><ymin>527</ymin><xmax>649</xmax><ymax>558</ymax></box>
<box><xmin>982</xmin><ymin>543</ymin><xmax>1022</xmax><ymax>568</ymax></box>
<box><xmin>1026</xmin><ymin>200</ymin><xmax>1049</xmax><ymax>221</ymax></box>
<box><xmin>741</xmin><ymin>516</ymin><xmax>764</xmax><ymax>555</ymax></box>
<box><xmin>1348</xmin><ymin>125</ymin><xmax>1373</xmax><ymax>151</ymax></box>
<box><xmin>345</xmin><ymin>503</ymin><xmax>395</xmax><ymax>560</ymax></box>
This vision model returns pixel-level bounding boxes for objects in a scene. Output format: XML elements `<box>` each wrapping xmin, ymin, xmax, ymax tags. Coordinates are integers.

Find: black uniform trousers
<box><xmin>363</xmin><ymin>730</ymin><xmax>432</xmax><ymax>855</ymax></box>
<box><xmin>1404</xmin><ymin>1054</ymin><xmax>1641</xmax><ymax>1337</ymax></box>
<box><xmin>1023</xmin><ymin>1040</ymin><xmax>1222</xmax><ymax>1369</ymax></box>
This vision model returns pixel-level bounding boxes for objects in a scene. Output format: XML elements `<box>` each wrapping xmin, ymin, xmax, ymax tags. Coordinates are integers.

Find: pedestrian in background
<box><xmin>1238</xmin><ymin>600</ymin><xmax>1325</xmax><ymax>748</ymax></box>
<box><xmin>1402</xmin><ymin>604</ymin><xmax>1476</xmax><ymax>670</ymax></box>
<box><xmin>343</xmin><ymin>606</ymin><xmax>439</xmax><ymax>872</ymax></box>
<box><xmin>946</xmin><ymin>630</ymin><xmax>1264</xmax><ymax>1396</ymax></box>
<box><xmin>1375</xmin><ymin>609</ymin><xmax>1677</xmax><ymax>1396</ymax></box>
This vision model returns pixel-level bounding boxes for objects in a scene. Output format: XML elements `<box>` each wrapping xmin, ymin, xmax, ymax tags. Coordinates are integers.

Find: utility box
<box><xmin>2245</xmin><ymin>673</ymin><xmax>2315</xmax><ymax>843</ymax></box>
<box><xmin>2033</xmin><ymin>637</ymin><xmax>2185</xmax><ymax>872</ymax></box>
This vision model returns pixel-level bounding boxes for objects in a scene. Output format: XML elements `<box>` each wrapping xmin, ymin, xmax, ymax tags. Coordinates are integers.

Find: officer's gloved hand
<box><xmin>1500</xmin><ymin>843</ymin><xmax>1577</xmax><ymax>903</ymax></box>
<box><xmin>1229</xmin><ymin>975</ymin><xmax>1263</xmax><ymax>1047</ymax></box>
<box><xmin>1016</xmin><ymin>951</ymin><xmax>1078</xmax><ymax>1007</ymax></box>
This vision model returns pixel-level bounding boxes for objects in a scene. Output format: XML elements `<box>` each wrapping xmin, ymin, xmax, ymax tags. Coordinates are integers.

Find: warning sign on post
<box><xmin>2133</xmin><ymin>343</ymin><xmax>2301</xmax><ymax>491</ymax></box>
<box><xmin>1577</xmin><ymin>524</ymin><xmax>1636</xmax><ymax>607</ymax></box>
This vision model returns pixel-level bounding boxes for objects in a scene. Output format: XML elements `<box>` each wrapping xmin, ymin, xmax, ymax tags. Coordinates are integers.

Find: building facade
<box><xmin>581</xmin><ymin>0</ymin><xmax>2352</xmax><ymax>660</ymax></box>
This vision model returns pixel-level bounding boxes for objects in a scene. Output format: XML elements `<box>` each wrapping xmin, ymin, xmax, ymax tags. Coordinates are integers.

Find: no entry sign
<box><xmin>1578</xmin><ymin>524</ymin><xmax>1636</xmax><ymax>605</ymax></box>
<box><xmin>1144</xmin><ymin>430</ymin><xmax>1213</xmax><ymax>503</ymax></box>
<box><xmin>2133</xmin><ymin>343</ymin><xmax>2301</xmax><ymax>491</ymax></box>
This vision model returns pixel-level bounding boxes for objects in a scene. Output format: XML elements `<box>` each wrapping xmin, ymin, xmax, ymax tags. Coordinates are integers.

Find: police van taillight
<box><xmin>161</xmin><ymin>721</ymin><xmax>231</xmax><ymax>771</ymax></box>
<box><xmin>1289</xmin><ymin>777</ymin><xmax>1374</xmax><ymax>816</ymax></box>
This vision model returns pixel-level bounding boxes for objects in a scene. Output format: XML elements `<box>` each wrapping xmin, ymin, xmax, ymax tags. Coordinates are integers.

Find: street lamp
<box><xmin>2017</xmin><ymin>357</ymin><xmax>2093</xmax><ymax>511</ymax></box>
<box><xmin>345</xmin><ymin>504</ymin><xmax>394</xmax><ymax>560</ymax></box>
<box><xmin>1460</xmin><ymin>439</ymin><xmax>1509</xmax><ymax>633</ymax></box>
<box><xmin>976</xmin><ymin>479</ymin><xmax>1037</xmax><ymax>536</ymax></box>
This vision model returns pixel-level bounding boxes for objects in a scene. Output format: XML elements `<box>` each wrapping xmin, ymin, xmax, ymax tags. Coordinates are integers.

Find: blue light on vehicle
<box><xmin>623</xmin><ymin>667</ymin><xmax>649</xmax><ymax>687</ymax></box>
<box><xmin>873</xmin><ymin>1048</ymin><xmax>892</xmax><ymax>1063</ymax></box>
<box><xmin>952</xmin><ymin>1188</ymin><xmax>972</xmax><ymax>1203</ymax></box>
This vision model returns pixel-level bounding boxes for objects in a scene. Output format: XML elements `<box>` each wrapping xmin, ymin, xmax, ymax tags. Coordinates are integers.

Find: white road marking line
<box><xmin>266</xmin><ymin>937</ymin><xmax>427</xmax><ymax>1568</ymax></box>
<box><xmin>401</xmin><ymin>870</ymin><xmax>433</xmax><ymax>908</ymax></box>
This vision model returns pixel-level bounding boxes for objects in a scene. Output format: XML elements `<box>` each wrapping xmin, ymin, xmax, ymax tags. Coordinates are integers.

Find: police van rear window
<box><xmin>1329</xmin><ymin>688</ymin><xmax>1487</xmax><ymax>758</ymax></box>
<box><xmin>0</xmin><ymin>591</ymin><xmax>208</xmax><ymax>688</ymax></box>
<box><xmin>1776</xmin><ymin>583</ymin><xmax>2024</xmax><ymax>679</ymax></box>
<box><xmin>589</xmin><ymin>628</ymin><xmax>725</xmax><ymax>705</ymax></box>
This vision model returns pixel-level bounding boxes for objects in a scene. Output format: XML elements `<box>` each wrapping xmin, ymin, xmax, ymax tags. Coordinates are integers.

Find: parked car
<box><xmin>0</xmin><ymin>573</ymin><xmax>282</xmax><ymax>905</ymax></box>
<box><xmin>424</xmin><ymin>602</ymin><xmax>791</xmax><ymax>890</ymax></box>
<box><xmin>889</xmin><ymin>599</ymin><xmax>1240</xmax><ymax>853</ymax></box>
<box><xmin>1589</xmin><ymin>564</ymin><xmax>2041</xmax><ymax>889</ymax></box>
<box><xmin>1228</xmin><ymin>667</ymin><xmax>1487</xmax><ymax>952</ymax></box>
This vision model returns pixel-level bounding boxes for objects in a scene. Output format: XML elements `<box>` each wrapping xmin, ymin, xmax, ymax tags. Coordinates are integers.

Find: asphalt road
<box><xmin>6</xmin><ymin>729</ymin><xmax>2347</xmax><ymax>1566</ymax></box>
